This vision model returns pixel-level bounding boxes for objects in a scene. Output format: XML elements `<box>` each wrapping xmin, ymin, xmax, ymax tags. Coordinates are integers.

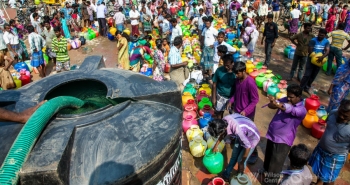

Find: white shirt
<box><xmin>90</xmin><ymin>3</ymin><xmax>96</xmax><ymax>12</ymax></box>
<box><xmin>129</xmin><ymin>10</ymin><xmax>140</xmax><ymax>25</ymax></box>
<box><xmin>9</xmin><ymin>0</ymin><xmax>16</xmax><ymax>8</ymax></box>
<box><xmin>198</xmin><ymin>13</ymin><xmax>206</xmax><ymax>26</ymax></box>
<box><xmin>196</xmin><ymin>4</ymin><xmax>203</xmax><ymax>12</ymax></box>
<box><xmin>3</xmin><ymin>31</ymin><xmax>19</xmax><ymax>45</ymax></box>
<box><xmin>32</xmin><ymin>20</ymin><xmax>42</xmax><ymax>34</ymax></box>
<box><xmin>241</xmin><ymin>6</ymin><xmax>248</xmax><ymax>13</ymax></box>
<box><xmin>212</xmin><ymin>0</ymin><xmax>218</xmax><ymax>4</ymax></box>
<box><xmin>247</xmin><ymin>11</ymin><xmax>256</xmax><ymax>18</ymax></box>
<box><xmin>290</xmin><ymin>9</ymin><xmax>301</xmax><ymax>18</ymax></box>
<box><xmin>258</xmin><ymin>4</ymin><xmax>268</xmax><ymax>16</ymax></box>
<box><xmin>113</xmin><ymin>12</ymin><xmax>125</xmax><ymax>24</ymax></box>
<box><xmin>171</xmin><ymin>24</ymin><xmax>183</xmax><ymax>43</ymax></box>
<box><xmin>202</xmin><ymin>26</ymin><xmax>218</xmax><ymax>47</ymax></box>
<box><xmin>213</xmin><ymin>41</ymin><xmax>236</xmax><ymax>62</ymax></box>
<box><xmin>118</xmin><ymin>0</ymin><xmax>123</xmax><ymax>6</ymax></box>
<box><xmin>96</xmin><ymin>4</ymin><xmax>106</xmax><ymax>18</ymax></box>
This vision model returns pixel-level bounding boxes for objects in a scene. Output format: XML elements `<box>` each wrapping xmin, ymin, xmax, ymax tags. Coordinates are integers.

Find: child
<box><xmin>217</xmin><ymin>45</ymin><xmax>227</xmax><ymax>68</ymax></box>
<box><xmin>28</xmin><ymin>25</ymin><xmax>46</xmax><ymax>77</ymax></box>
<box><xmin>280</xmin><ymin>144</ymin><xmax>312</xmax><ymax>184</ymax></box>
<box><xmin>219</xmin><ymin>1</ymin><xmax>225</xmax><ymax>18</ymax></box>
<box><xmin>153</xmin><ymin>39</ymin><xmax>165</xmax><ymax>81</ymax></box>
<box><xmin>230</xmin><ymin>5</ymin><xmax>238</xmax><ymax>28</ymax></box>
<box><xmin>0</xmin><ymin>51</ymin><xmax>15</xmax><ymax>90</ymax></box>
<box><xmin>87</xmin><ymin>1</ymin><xmax>94</xmax><ymax>27</ymax></box>
<box><xmin>162</xmin><ymin>38</ymin><xmax>170</xmax><ymax>58</ymax></box>
<box><xmin>237</xmin><ymin>8</ymin><xmax>243</xmax><ymax>37</ymax></box>
<box><xmin>52</xmin><ymin>26</ymin><xmax>70</xmax><ymax>72</ymax></box>
<box><xmin>71</xmin><ymin>9</ymin><xmax>81</xmax><ymax>32</ymax></box>
<box><xmin>247</xmin><ymin>6</ymin><xmax>257</xmax><ymax>20</ymax></box>
<box><xmin>143</xmin><ymin>35</ymin><xmax>152</xmax><ymax>49</ymax></box>
<box><xmin>208</xmin><ymin>116</ymin><xmax>260</xmax><ymax>182</ymax></box>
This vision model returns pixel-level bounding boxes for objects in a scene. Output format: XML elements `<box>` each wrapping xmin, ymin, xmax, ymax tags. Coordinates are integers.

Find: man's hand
<box><xmin>212</xmin><ymin>97</ymin><xmax>217</xmax><ymax>109</ymax></box>
<box><xmin>240</xmin><ymin>111</ymin><xmax>246</xmax><ymax>116</ymax></box>
<box><xmin>317</xmin><ymin>56</ymin><xmax>324</xmax><ymax>63</ymax></box>
<box><xmin>210</xmin><ymin>45</ymin><xmax>214</xmax><ymax>48</ymax></box>
<box><xmin>212</xmin><ymin>145</ymin><xmax>219</xmax><ymax>153</ymax></box>
<box><xmin>226</xmin><ymin>103</ymin><xmax>232</xmax><ymax>111</ymax></box>
<box><xmin>267</xmin><ymin>95</ymin><xmax>275</xmax><ymax>102</ymax></box>
<box><xmin>271</xmin><ymin>42</ymin><xmax>275</xmax><ymax>48</ymax></box>
<box><xmin>261</xmin><ymin>39</ymin><xmax>264</xmax><ymax>45</ymax></box>
<box><xmin>328</xmin><ymin>88</ymin><xmax>332</xmax><ymax>95</ymax></box>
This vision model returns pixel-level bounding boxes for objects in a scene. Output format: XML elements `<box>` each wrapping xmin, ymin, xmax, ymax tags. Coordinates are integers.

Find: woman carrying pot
<box><xmin>209</xmin><ymin>114</ymin><xmax>260</xmax><ymax>181</ymax></box>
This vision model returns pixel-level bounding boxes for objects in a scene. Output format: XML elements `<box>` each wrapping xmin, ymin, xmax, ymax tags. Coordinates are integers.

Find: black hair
<box><xmin>199</xmin><ymin>8</ymin><xmax>203</xmax><ymax>11</ymax></box>
<box><xmin>338</xmin><ymin>23</ymin><xmax>345</xmax><ymax>30</ymax></box>
<box><xmin>318</xmin><ymin>28</ymin><xmax>327</xmax><ymax>35</ymax></box>
<box><xmin>288</xmin><ymin>144</ymin><xmax>310</xmax><ymax>169</ymax></box>
<box><xmin>218</xmin><ymin>31</ymin><xmax>225</xmax><ymax>37</ymax></box>
<box><xmin>9</xmin><ymin>19</ymin><xmax>15</xmax><ymax>25</ymax></box>
<box><xmin>173</xmin><ymin>36</ymin><xmax>182</xmax><ymax>47</ymax></box>
<box><xmin>217</xmin><ymin>45</ymin><xmax>227</xmax><ymax>54</ymax></box>
<box><xmin>3</xmin><ymin>23</ymin><xmax>10</xmax><ymax>28</ymax></box>
<box><xmin>33</xmin><ymin>12</ymin><xmax>39</xmax><ymax>18</ymax></box>
<box><xmin>207</xmin><ymin>119</ymin><xmax>228</xmax><ymax>138</ymax></box>
<box><xmin>165</xmin><ymin>14</ymin><xmax>171</xmax><ymax>19</ymax></box>
<box><xmin>303</xmin><ymin>22</ymin><xmax>312</xmax><ymax>29</ymax></box>
<box><xmin>344</xmin><ymin>5</ymin><xmax>348</xmax><ymax>8</ymax></box>
<box><xmin>143</xmin><ymin>35</ymin><xmax>152</xmax><ymax>40</ymax></box>
<box><xmin>286</xmin><ymin>84</ymin><xmax>302</xmax><ymax>97</ymax></box>
<box><xmin>292</xmin><ymin>4</ymin><xmax>296</xmax><ymax>8</ymax></box>
<box><xmin>339</xmin><ymin>99</ymin><xmax>350</xmax><ymax>112</ymax></box>
<box><xmin>237</xmin><ymin>8</ymin><xmax>242</xmax><ymax>11</ymax></box>
<box><xmin>53</xmin><ymin>26</ymin><xmax>61</xmax><ymax>33</ymax></box>
<box><xmin>115</xmin><ymin>30</ymin><xmax>123</xmax><ymax>36</ymax></box>
<box><xmin>44</xmin><ymin>20</ymin><xmax>50</xmax><ymax>25</ymax></box>
<box><xmin>202</xmin><ymin>16</ymin><xmax>208</xmax><ymax>22</ymax></box>
<box><xmin>27</xmin><ymin>25</ymin><xmax>35</xmax><ymax>33</ymax></box>
<box><xmin>87</xmin><ymin>1</ymin><xmax>91</xmax><ymax>5</ymax></box>
<box><xmin>207</xmin><ymin>16</ymin><xmax>214</xmax><ymax>22</ymax></box>
<box><xmin>222</xmin><ymin>54</ymin><xmax>234</xmax><ymax>64</ymax></box>
<box><xmin>162</xmin><ymin>38</ymin><xmax>168</xmax><ymax>43</ymax></box>
<box><xmin>119</xmin><ymin>7</ymin><xmax>123</xmax><ymax>11</ymax></box>
<box><xmin>156</xmin><ymin>39</ymin><xmax>163</xmax><ymax>50</ymax></box>
<box><xmin>248</xmin><ymin>6</ymin><xmax>253</xmax><ymax>9</ymax></box>
<box><xmin>170</xmin><ymin>18</ymin><xmax>177</xmax><ymax>23</ymax></box>
<box><xmin>101</xmin><ymin>2</ymin><xmax>105</xmax><ymax>5</ymax></box>
<box><xmin>233</xmin><ymin>62</ymin><xmax>246</xmax><ymax>73</ymax></box>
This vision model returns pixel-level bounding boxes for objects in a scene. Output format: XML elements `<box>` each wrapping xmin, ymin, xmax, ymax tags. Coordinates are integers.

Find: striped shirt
<box><xmin>168</xmin><ymin>46</ymin><xmax>182</xmax><ymax>65</ymax></box>
<box><xmin>52</xmin><ymin>37</ymin><xmax>70</xmax><ymax>62</ymax></box>
<box><xmin>328</xmin><ymin>30</ymin><xmax>350</xmax><ymax>49</ymax></box>
<box><xmin>224</xmin><ymin>113</ymin><xmax>260</xmax><ymax>148</ymax></box>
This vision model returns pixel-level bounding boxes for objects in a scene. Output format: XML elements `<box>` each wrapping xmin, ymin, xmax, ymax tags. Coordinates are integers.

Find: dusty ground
<box><xmin>26</xmin><ymin>27</ymin><xmax>350</xmax><ymax>185</ymax></box>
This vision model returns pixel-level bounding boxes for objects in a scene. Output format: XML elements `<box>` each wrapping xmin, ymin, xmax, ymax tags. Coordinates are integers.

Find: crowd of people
<box><xmin>0</xmin><ymin>0</ymin><xmax>350</xmax><ymax>184</ymax></box>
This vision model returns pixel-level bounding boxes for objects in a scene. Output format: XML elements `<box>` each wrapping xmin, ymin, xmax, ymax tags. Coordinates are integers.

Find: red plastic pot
<box><xmin>305</xmin><ymin>94</ymin><xmax>321</xmax><ymax>111</ymax></box>
<box><xmin>311</xmin><ymin>119</ymin><xmax>326</xmax><ymax>139</ymax></box>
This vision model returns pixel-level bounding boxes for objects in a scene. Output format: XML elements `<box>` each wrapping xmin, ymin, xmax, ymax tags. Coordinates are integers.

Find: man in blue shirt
<box><xmin>300</xmin><ymin>28</ymin><xmax>330</xmax><ymax>94</ymax></box>
<box><xmin>168</xmin><ymin>36</ymin><xmax>189</xmax><ymax>88</ymax></box>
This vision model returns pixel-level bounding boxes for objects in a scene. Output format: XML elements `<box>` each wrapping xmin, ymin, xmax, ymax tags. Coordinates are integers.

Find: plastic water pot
<box><xmin>186</xmin><ymin>125</ymin><xmax>204</xmax><ymax>142</ymax></box>
<box><xmin>203</xmin><ymin>149</ymin><xmax>224</xmax><ymax>174</ymax></box>
<box><xmin>305</xmin><ymin>94</ymin><xmax>321</xmax><ymax>111</ymax></box>
<box><xmin>207</xmin><ymin>136</ymin><xmax>225</xmax><ymax>153</ymax></box>
<box><xmin>198</xmin><ymin>97</ymin><xmax>213</xmax><ymax>110</ymax></box>
<box><xmin>303</xmin><ymin>110</ymin><xmax>319</xmax><ymax>129</ymax></box>
<box><xmin>189</xmin><ymin>136</ymin><xmax>207</xmax><ymax>157</ymax></box>
<box><xmin>182</xmin><ymin>115</ymin><xmax>198</xmax><ymax>133</ymax></box>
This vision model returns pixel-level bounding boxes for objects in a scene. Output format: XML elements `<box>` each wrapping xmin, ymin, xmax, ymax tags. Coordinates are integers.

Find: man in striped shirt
<box><xmin>52</xmin><ymin>26</ymin><xmax>70</xmax><ymax>72</ymax></box>
<box><xmin>326</xmin><ymin>23</ymin><xmax>350</xmax><ymax>76</ymax></box>
<box><xmin>168</xmin><ymin>36</ymin><xmax>188</xmax><ymax>88</ymax></box>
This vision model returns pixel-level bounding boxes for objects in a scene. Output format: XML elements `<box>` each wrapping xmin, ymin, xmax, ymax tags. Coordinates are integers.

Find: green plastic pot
<box><xmin>267</xmin><ymin>84</ymin><xmax>280</xmax><ymax>97</ymax></box>
<box><xmin>202</xmin><ymin>149</ymin><xmax>224</xmax><ymax>174</ymax></box>
<box><xmin>183</xmin><ymin>84</ymin><xmax>197</xmax><ymax>97</ymax></box>
<box><xmin>198</xmin><ymin>97</ymin><xmax>213</xmax><ymax>110</ymax></box>
<box><xmin>255</xmin><ymin>73</ymin><xmax>267</xmax><ymax>88</ymax></box>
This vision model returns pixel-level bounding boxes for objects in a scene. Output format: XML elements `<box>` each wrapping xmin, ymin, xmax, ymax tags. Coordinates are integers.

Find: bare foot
<box><xmin>20</xmin><ymin>101</ymin><xmax>46</xmax><ymax>123</ymax></box>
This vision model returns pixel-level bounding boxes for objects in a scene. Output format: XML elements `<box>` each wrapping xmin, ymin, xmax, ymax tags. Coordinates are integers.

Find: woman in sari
<box><xmin>50</xmin><ymin>12</ymin><xmax>61</xmax><ymax>28</ymax></box>
<box><xmin>129</xmin><ymin>39</ymin><xmax>153</xmax><ymax>72</ymax></box>
<box><xmin>153</xmin><ymin>39</ymin><xmax>165</xmax><ymax>81</ymax></box>
<box><xmin>116</xmin><ymin>30</ymin><xmax>129</xmax><ymax>70</ymax></box>
<box><xmin>9</xmin><ymin>20</ymin><xmax>28</xmax><ymax>60</ymax></box>
<box><xmin>325</xmin><ymin>5</ymin><xmax>337</xmax><ymax>33</ymax></box>
<box><xmin>327</xmin><ymin>59</ymin><xmax>350</xmax><ymax>112</ymax></box>
<box><xmin>242</xmin><ymin>25</ymin><xmax>259</xmax><ymax>55</ymax></box>
<box><xmin>344</xmin><ymin>7</ymin><xmax>350</xmax><ymax>33</ymax></box>
<box><xmin>58</xmin><ymin>12</ymin><xmax>71</xmax><ymax>39</ymax></box>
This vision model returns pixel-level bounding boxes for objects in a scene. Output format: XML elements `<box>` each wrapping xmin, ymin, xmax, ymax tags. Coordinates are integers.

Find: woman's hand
<box><xmin>238</xmin><ymin>161</ymin><xmax>245</xmax><ymax>174</ymax></box>
<box><xmin>328</xmin><ymin>87</ymin><xmax>332</xmax><ymax>95</ymax></box>
<box><xmin>226</xmin><ymin>103</ymin><xmax>232</xmax><ymax>111</ymax></box>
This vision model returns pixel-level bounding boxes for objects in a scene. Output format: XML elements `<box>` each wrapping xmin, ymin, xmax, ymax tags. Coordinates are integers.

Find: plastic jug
<box><xmin>199</xmin><ymin>105</ymin><xmax>215</xmax><ymax>117</ymax></box>
<box><xmin>14</xmin><ymin>62</ymin><xmax>29</xmax><ymax>72</ymax></box>
<box><xmin>197</xmin><ymin>90</ymin><xmax>209</xmax><ymax>103</ymax></box>
<box><xmin>263</xmin><ymin>78</ymin><xmax>274</xmax><ymax>93</ymax></box>
<box><xmin>182</xmin><ymin>115</ymin><xmax>198</xmax><ymax>133</ymax></box>
<box><xmin>264</xmin><ymin>70</ymin><xmax>274</xmax><ymax>78</ymax></box>
<box><xmin>198</xmin><ymin>97</ymin><xmax>213</xmax><ymax>110</ymax></box>
<box><xmin>245</xmin><ymin>61</ymin><xmax>255</xmax><ymax>74</ymax></box>
<box><xmin>183</xmin><ymin>106</ymin><xmax>197</xmax><ymax>119</ymax></box>
<box><xmin>184</xmin><ymin>99</ymin><xmax>198</xmax><ymax>112</ymax></box>
<box><xmin>277</xmin><ymin>80</ymin><xmax>288</xmax><ymax>89</ymax></box>
<box><xmin>13</xmin><ymin>76</ymin><xmax>22</xmax><ymax>89</ymax></box>
<box><xmin>208</xmin><ymin>177</ymin><xmax>226</xmax><ymax>185</ymax></box>
<box><xmin>249</xmin><ymin>69</ymin><xmax>259</xmax><ymax>80</ymax></box>
<box><xmin>182</xmin><ymin>92</ymin><xmax>194</xmax><ymax>106</ymax></box>
<box><xmin>189</xmin><ymin>136</ymin><xmax>207</xmax><ymax>157</ymax></box>
<box><xmin>305</xmin><ymin>94</ymin><xmax>321</xmax><ymax>111</ymax></box>
<box><xmin>207</xmin><ymin>136</ymin><xmax>225</xmax><ymax>153</ymax></box>
<box><xmin>311</xmin><ymin>119</ymin><xmax>326</xmax><ymax>139</ymax></box>
<box><xmin>303</xmin><ymin>110</ymin><xmax>319</xmax><ymax>129</ymax></box>
<box><xmin>186</xmin><ymin>125</ymin><xmax>204</xmax><ymax>142</ymax></box>
<box><xmin>199</xmin><ymin>84</ymin><xmax>211</xmax><ymax>96</ymax></box>
<box><xmin>267</xmin><ymin>84</ymin><xmax>280</xmax><ymax>97</ymax></box>
<box><xmin>316</xmin><ymin>105</ymin><xmax>327</xmax><ymax>118</ymax></box>
<box><xmin>230</xmin><ymin>174</ymin><xmax>252</xmax><ymax>185</ymax></box>
<box><xmin>258</xmin><ymin>66</ymin><xmax>267</xmax><ymax>73</ymax></box>
<box><xmin>19</xmin><ymin>72</ymin><xmax>30</xmax><ymax>86</ymax></box>
<box><xmin>203</xmin><ymin>149</ymin><xmax>224</xmax><ymax>174</ymax></box>
<box><xmin>183</xmin><ymin>83</ymin><xmax>196</xmax><ymax>97</ymax></box>
<box><xmin>255</xmin><ymin>73</ymin><xmax>267</xmax><ymax>88</ymax></box>
<box><xmin>276</xmin><ymin>89</ymin><xmax>287</xmax><ymax>100</ymax></box>
<box><xmin>199</xmin><ymin>112</ymin><xmax>213</xmax><ymax>129</ymax></box>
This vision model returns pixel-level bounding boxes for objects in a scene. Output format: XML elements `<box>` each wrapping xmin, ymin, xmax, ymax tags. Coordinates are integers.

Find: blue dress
<box><xmin>327</xmin><ymin>60</ymin><xmax>350</xmax><ymax>112</ymax></box>
<box><xmin>60</xmin><ymin>18</ymin><xmax>71</xmax><ymax>39</ymax></box>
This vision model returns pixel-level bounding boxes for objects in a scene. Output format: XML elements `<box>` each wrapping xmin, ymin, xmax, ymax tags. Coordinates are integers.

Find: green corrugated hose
<box><xmin>0</xmin><ymin>96</ymin><xmax>85</xmax><ymax>185</ymax></box>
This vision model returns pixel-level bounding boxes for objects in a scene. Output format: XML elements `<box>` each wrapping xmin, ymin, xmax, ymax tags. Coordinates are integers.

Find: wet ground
<box><xmin>25</xmin><ymin>25</ymin><xmax>350</xmax><ymax>185</ymax></box>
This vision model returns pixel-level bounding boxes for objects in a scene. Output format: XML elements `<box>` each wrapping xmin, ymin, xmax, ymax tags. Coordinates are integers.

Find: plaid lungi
<box><xmin>215</xmin><ymin>93</ymin><xmax>229</xmax><ymax>112</ymax></box>
<box><xmin>200</xmin><ymin>46</ymin><xmax>214</xmax><ymax>71</ymax></box>
<box><xmin>308</xmin><ymin>145</ymin><xmax>347</xmax><ymax>183</ymax></box>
